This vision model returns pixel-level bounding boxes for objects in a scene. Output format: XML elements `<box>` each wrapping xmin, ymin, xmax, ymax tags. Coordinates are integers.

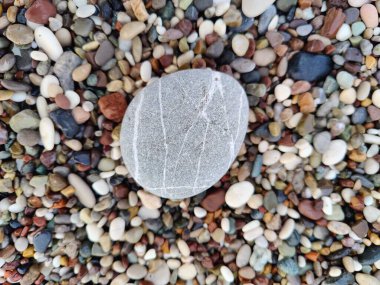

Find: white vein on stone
<box><xmin>192</xmin><ymin>121</ymin><xmax>210</xmax><ymax>193</ymax></box>
<box><xmin>192</xmin><ymin>73</ymin><xmax>218</xmax><ymax>192</ymax></box>
<box><xmin>147</xmin><ymin>185</ymin><xmax>211</xmax><ymax>190</ymax></box>
<box><xmin>233</xmin><ymin>90</ymin><xmax>244</xmax><ymax>151</ymax></box>
<box><xmin>216</xmin><ymin>73</ymin><xmax>235</xmax><ymax>166</ymax></box>
<box><xmin>171</xmin><ymin>75</ymin><xmax>213</xmax><ymax>183</ymax></box>
<box><xmin>158</xmin><ymin>80</ymin><xmax>169</xmax><ymax>195</ymax></box>
<box><xmin>133</xmin><ymin>90</ymin><xmax>144</xmax><ymax>180</ymax></box>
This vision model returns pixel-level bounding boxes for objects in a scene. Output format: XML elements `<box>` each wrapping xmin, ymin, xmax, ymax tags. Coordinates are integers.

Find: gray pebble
<box><xmin>313</xmin><ymin>131</ymin><xmax>331</xmax><ymax>154</ymax></box>
<box><xmin>258</xmin><ymin>5</ymin><xmax>277</xmax><ymax>34</ymax></box>
<box><xmin>53</xmin><ymin>51</ymin><xmax>81</xmax><ymax>90</ymax></box>
<box><xmin>120</xmin><ymin>69</ymin><xmax>249</xmax><ymax>199</ymax></box>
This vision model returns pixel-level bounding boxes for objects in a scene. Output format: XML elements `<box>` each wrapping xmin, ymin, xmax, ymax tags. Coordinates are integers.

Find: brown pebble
<box><xmin>175</xmin><ymin>19</ymin><xmax>192</xmax><ymax>36</ymax></box>
<box><xmin>305</xmin><ymin>40</ymin><xmax>325</xmax><ymax>53</ymax></box>
<box><xmin>55</xmin><ymin>93</ymin><xmax>71</xmax><ymax>110</ymax></box>
<box><xmin>352</xmin><ymin>220</ymin><xmax>369</xmax><ymax>238</ymax></box>
<box><xmin>368</xmin><ymin>105</ymin><xmax>380</xmax><ymax>121</ymax></box>
<box><xmin>299</xmin><ymin>199</ymin><xmax>324</xmax><ymax>220</ymax></box>
<box><xmin>320</xmin><ymin>7</ymin><xmax>346</xmax><ymax>39</ymax></box>
<box><xmin>200</xmin><ymin>188</ymin><xmax>225</xmax><ymax>212</ymax></box>
<box><xmin>98</xmin><ymin>92</ymin><xmax>128</xmax><ymax>123</ymax></box>
<box><xmin>298</xmin><ymin>92</ymin><xmax>315</xmax><ymax>113</ymax></box>
<box><xmin>25</xmin><ymin>0</ymin><xmax>57</xmax><ymax>25</ymax></box>
<box><xmin>40</xmin><ymin>150</ymin><xmax>56</xmax><ymax>168</ymax></box>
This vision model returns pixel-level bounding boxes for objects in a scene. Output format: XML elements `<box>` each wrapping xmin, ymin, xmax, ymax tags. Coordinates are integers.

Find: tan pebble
<box><xmin>47</xmin><ymin>84</ymin><xmax>63</xmax><ymax>98</ymax></box>
<box><xmin>7</xmin><ymin>6</ymin><xmax>18</xmax><ymax>23</ymax></box>
<box><xmin>55</xmin><ymin>28</ymin><xmax>72</xmax><ymax>47</ymax></box>
<box><xmin>72</xmin><ymin>63</ymin><xmax>92</xmax><ymax>82</ymax></box>
<box><xmin>64</xmin><ymin>139</ymin><xmax>82</xmax><ymax>151</ymax></box>
<box><xmin>0</xmin><ymin>90</ymin><xmax>14</xmax><ymax>101</ymax></box>
<box><xmin>130</xmin><ymin>0</ymin><xmax>149</xmax><ymax>22</ymax></box>
<box><xmin>82</xmin><ymin>41</ymin><xmax>100</xmax><ymax>51</ymax></box>
<box><xmin>232</xmin><ymin>34</ymin><xmax>249</xmax><ymax>56</ymax></box>
<box><xmin>106</xmin><ymin>80</ymin><xmax>123</xmax><ymax>92</ymax></box>
<box><xmin>120</xmin><ymin>22</ymin><xmax>146</xmax><ymax>40</ymax></box>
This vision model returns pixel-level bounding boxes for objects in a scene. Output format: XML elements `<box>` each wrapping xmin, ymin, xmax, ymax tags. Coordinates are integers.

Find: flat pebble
<box><xmin>178</xmin><ymin>263</ymin><xmax>197</xmax><ymax>280</ymax></box>
<box><xmin>127</xmin><ymin>264</ymin><xmax>147</xmax><ymax>280</ymax></box>
<box><xmin>68</xmin><ymin>173</ymin><xmax>96</xmax><ymax>208</ymax></box>
<box><xmin>242</xmin><ymin>0</ymin><xmax>275</xmax><ymax>17</ymax></box>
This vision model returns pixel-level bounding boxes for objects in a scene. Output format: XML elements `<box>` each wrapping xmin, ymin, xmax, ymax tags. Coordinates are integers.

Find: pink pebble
<box><xmin>360</xmin><ymin>4</ymin><xmax>379</xmax><ymax>28</ymax></box>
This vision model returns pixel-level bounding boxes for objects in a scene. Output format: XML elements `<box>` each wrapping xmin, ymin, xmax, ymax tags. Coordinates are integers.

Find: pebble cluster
<box><xmin>1</xmin><ymin>0</ymin><xmax>380</xmax><ymax>284</ymax></box>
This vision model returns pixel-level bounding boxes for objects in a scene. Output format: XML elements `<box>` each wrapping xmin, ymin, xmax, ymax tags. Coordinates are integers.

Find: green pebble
<box><xmin>349</xmin><ymin>36</ymin><xmax>362</xmax><ymax>46</ymax></box>
<box><xmin>323</xmin><ymin>76</ymin><xmax>339</xmax><ymax>94</ymax></box>
<box><xmin>351</xmin><ymin>21</ymin><xmax>366</xmax><ymax>36</ymax></box>
<box><xmin>373</xmin><ymin>43</ymin><xmax>380</xmax><ymax>56</ymax></box>
<box><xmin>336</xmin><ymin>71</ymin><xmax>354</xmax><ymax>89</ymax></box>
<box><xmin>179</xmin><ymin>0</ymin><xmax>193</xmax><ymax>10</ymax></box>
<box><xmin>86</xmin><ymin>74</ymin><xmax>98</xmax><ymax>86</ymax></box>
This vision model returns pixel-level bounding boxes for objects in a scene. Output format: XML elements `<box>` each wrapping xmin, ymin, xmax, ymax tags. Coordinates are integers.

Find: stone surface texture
<box><xmin>121</xmin><ymin>69</ymin><xmax>249</xmax><ymax>199</ymax></box>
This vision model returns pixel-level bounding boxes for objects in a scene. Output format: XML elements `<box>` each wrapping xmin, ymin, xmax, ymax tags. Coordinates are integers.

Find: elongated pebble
<box><xmin>37</xmin><ymin>96</ymin><xmax>49</xmax><ymax>118</ymax></box>
<box><xmin>34</xmin><ymin>26</ymin><xmax>63</xmax><ymax>61</ymax></box>
<box><xmin>40</xmin><ymin>117</ymin><xmax>55</xmax><ymax>151</ymax></box>
<box><xmin>220</xmin><ymin>266</ymin><xmax>234</xmax><ymax>282</ymax></box>
<box><xmin>140</xmin><ymin>61</ymin><xmax>152</xmax><ymax>82</ymax></box>
<box><xmin>68</xmin><ymin>173</ymin><xmax>96</xmax><ymax>208</ymax></box>
<box><xmin>279</xmin><ymin>219</ymin><xmax>295</xmax><ymax>240</ymax></box>
<box><xmin>120</xmin><ymin>22</ymin><xmax>146</xmax><ymax>40</ymax></box>
<box><xmin>109</xmin><ymin>217</ymin><xmax>125</xmax><ymax>241</ymax></box>
<box><xmin>31</xmin><ymin>51</ymin><xmax>49</xmax><ymax>62</ymax></box>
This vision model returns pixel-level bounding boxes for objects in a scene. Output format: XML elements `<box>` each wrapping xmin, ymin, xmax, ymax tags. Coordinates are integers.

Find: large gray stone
<box><xmin>120</xmin><ymin>69</ymin><xmax>249</xmax><ymax>199</ymax></box>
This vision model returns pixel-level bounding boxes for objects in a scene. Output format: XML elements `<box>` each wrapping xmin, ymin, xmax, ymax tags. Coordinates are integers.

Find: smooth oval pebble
<box><xmin>360</xmin><ymin>4</ymin><xmax>378</xmax><ymax>28</ymax></box>
<box><xmin>76</xmin><ymin>4</ymin><xmax>96</xmax><ymax>18</ymax></box>
<box><xmin>120</xmin><ymin>22</ymin><xmax>146</xmax><ymax>40</ymax></box>
<box><xmin>0</xmin><ymin>54</ymin><xmax>16</xmax><ymax>73</ymax></box>
<box><xmin>225</xmin><ymin>181</ymin><xmax>254</xmax><ymax>209</ymax></box>
<box><xmin>31</xmin><ymin>51</ymin><xmax>49</xmax><ymax>62</ymax></box>
<box><xmin>178</xmin><ymin>263</ymin><xmax>197</xmax><ymax>280</ymax></box>
<box><xmin>109</xmin><ymin>217</ymin><xmax>125</xmax><ymax>241</ymax></box>
<box><xmin>34</xmin><ymin>26</ymin><xmax>63</xmax><ymax>61</ymax></box>
<box><xmin>127</xmin><ymin>264</ymin><xmax>147</xmax><ymax>280</ymax></box>
<box><xmin>72</xmin><ymin>63</ymin><xmax>91</xmax><ymax>82</ymax></box>
<box><xmin>40</xmin><ymin>75</ymin><xmax>60</xmax><ymax>98</ymax></box>
<box><xmin>356</xmin><ymin>273</ymin><xmax>380</xmax><ymax>285</ymax></box>
<box><xmin>322</xmin><ymin>140</ymin><xmax>347</xmax><ymax>166</ymax></box>
<box><xmin>92</xmin><ymin>179</ymin><xmax>110</xmax><ymax>195</ymax></box>
<box><xmin>220</xmin><ymin>265</ymin><xmax>234</xmax><ymax>282</ymax></box>
<box><xmin>232</xmin><ymin>34</ymin><xmax>249</xmax><ymax>56</ymax></box>
<box><xmin>242</xmin><ymin>0</ymin><xmax>275</xmax><ymax>17</ymax></box>
<box><xmin>39</xmin><ymin>117</ymin><xmax>55</xmax><ymax>151</ymax></box>
<box><xmin>120</xmin><ymin>69</ymin><xmax>249</xmax><ymax>199</ymax></box>
<box><xmin>68</xmin><ymin>173</ymin><xmax>96</xmax><ymax>208</ymax></box>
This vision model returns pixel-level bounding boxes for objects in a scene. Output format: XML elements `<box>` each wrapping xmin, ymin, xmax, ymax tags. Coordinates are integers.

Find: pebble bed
<box><xmin>1</xmin><ymin>0</ymin><xmax>380</xmax><ymax>284</ymax></box>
